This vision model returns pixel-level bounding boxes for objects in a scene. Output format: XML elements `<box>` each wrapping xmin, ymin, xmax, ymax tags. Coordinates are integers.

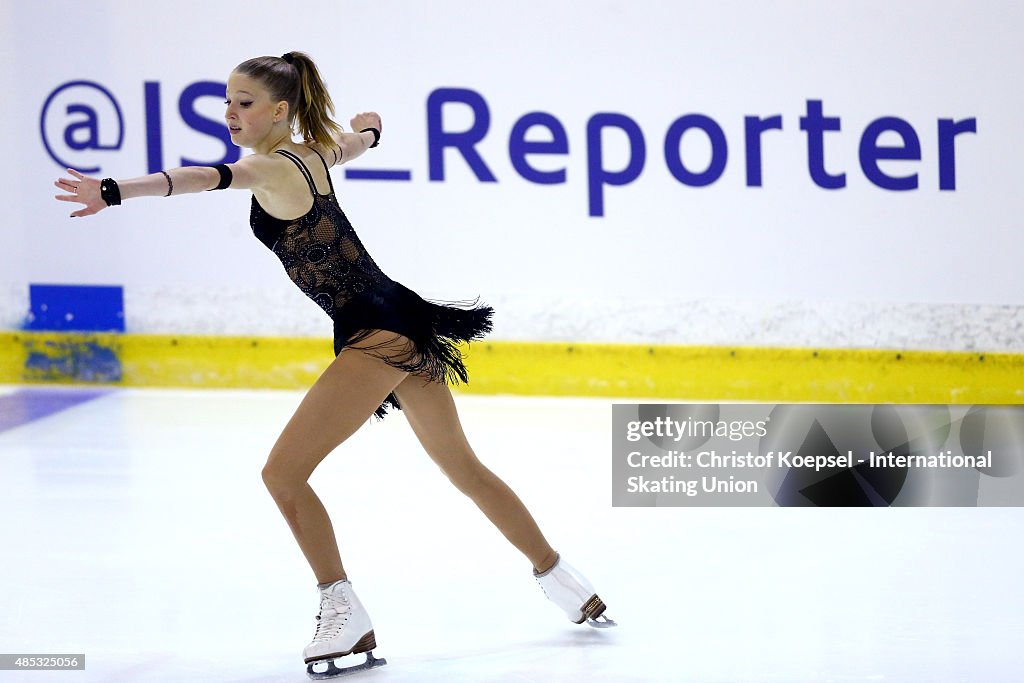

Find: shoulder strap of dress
<box><xmin>310</xmin><ymin>148</ymin><xmax>336</xmax><ymax>194</ymax></box>
<box><xmin>274</xmin><ymin>149</ymin><xmax>317</xmax><ymax>196</ymax></box>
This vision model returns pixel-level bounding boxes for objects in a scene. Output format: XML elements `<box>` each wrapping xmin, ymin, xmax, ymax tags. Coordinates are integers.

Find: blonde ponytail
<box><xmin>234</xmin><ymin>51</ymin><xmax>343</xmax><ymax>148</ymax></box>
<box><xmin>286</xmin><ymin>52</ymin><xmax>344</xmax><ymax>147</ymax></box>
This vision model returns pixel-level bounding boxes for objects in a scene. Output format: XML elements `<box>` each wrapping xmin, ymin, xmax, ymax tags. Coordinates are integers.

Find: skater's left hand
<box><xmin>350</xmin><ymin>112</ymin><xmax>382</xmax><ymax>135</ymax></box>
<box><xmin>54</xmin><ymin>169</ymin><xmax>106</xmax><ymax>218</ymax></box>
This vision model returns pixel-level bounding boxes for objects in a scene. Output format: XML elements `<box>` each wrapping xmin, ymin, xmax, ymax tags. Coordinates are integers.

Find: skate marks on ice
<box><xmin>363</xmin><ymin>630</ymin><xmax>623</xmax><ymax>683</ymax></box>
<box><xmin>303</xmin><ymin>629</ymin><xmax>621</xmax><ymax>683</ymax></box>
<box><xmin>161</xmin><ymin>631</ymin><xmax>621</xmax><ymax>683</ymax></box>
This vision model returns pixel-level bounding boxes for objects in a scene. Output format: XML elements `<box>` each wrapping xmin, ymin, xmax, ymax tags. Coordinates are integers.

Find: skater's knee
<box><xmin>262</xmin><ymin>462</ymin><xmax>305</xmax><ymax>501</ymax></box>
<box><xmin>261</xmin><ymin>464</ymin><xmax>285</xmax><ymax>496</ymax></box>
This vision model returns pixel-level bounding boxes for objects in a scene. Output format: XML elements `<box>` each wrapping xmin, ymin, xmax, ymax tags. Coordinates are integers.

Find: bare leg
<box><xmin>261</xmin><ymin>331</ymin><xmax>409</xmax><ymax>584</ymax></box>
<box><xmin>393</xmin><ymin>376</ymin><xmax>558</xmax><ymax>573</ymax></box>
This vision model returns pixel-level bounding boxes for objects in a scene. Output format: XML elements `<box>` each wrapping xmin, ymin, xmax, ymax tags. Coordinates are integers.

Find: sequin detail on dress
<box><xmin>250</xmin><ymin>149</ymin><xmax>492</xmax><ymax>418</ymax></box>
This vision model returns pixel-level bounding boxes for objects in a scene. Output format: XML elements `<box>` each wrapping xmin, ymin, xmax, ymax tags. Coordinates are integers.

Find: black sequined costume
<box><xmin>250</xmin><ymin>148</ymin><xmax>492</xmax><ymax>418</ymax></box>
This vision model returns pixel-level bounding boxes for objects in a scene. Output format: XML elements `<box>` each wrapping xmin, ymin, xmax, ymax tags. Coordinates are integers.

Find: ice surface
<box><xmin>1</xmin><ymin>386</ymin><xmax>1022</xmax><ymax>682</ymax></box>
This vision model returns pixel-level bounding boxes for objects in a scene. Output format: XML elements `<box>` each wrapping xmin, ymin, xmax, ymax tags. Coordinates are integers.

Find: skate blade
<box><xmin>586</xmin><ymin>614</ymin><xmax>617</xmax><ymax>628</ymax></box>
<box><xmin>306</xmin><ymin>651</ymin><xmax>387</xmax><ymax>679</ymax></box>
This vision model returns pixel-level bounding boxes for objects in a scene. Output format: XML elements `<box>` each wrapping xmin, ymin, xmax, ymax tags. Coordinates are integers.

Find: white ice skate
<box><xmin>304</xmin><ymin>579</ymin><xmax>386</xmax><ymax>679</ymax></box>
<box><xmin>534</xmin><ymin>554</ymin><xmax>617</xmax><ymax>628</ymax></box>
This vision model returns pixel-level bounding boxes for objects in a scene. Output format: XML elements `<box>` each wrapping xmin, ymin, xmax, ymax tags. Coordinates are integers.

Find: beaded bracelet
<box><xmin>160</xmin><ymin>171</ymin><xmax>173</xmax><ymax>197</ymax></box>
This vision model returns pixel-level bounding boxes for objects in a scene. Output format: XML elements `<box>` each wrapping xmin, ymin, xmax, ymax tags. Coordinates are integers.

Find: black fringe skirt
<box><xmin>332</xmin><ymin>281</ymin><xmax>493</xmax><ymax>419</ymax></box>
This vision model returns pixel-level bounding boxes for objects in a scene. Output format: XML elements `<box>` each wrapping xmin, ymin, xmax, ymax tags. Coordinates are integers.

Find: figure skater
<box><xmin>54</xmin><ymin>51</ymin><xmax>613</xmax><ymax>678</ymax></box>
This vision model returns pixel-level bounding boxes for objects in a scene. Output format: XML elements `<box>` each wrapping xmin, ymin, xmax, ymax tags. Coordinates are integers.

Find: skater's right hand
<box><xmin>54</xmin><ymin>169</ymin><xmax>106</xmax><ymax>218</ymax></box>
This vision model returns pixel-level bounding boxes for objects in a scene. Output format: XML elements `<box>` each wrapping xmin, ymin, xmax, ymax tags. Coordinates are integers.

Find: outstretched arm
<box><xmin>54</xmin><ymin>155</ymin><xmax>277</xmax><ymax>218</ymax></box>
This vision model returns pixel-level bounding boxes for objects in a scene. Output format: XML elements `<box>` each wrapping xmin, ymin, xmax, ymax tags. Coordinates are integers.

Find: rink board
<box><xmin>0</xmin><ymin>331</ymin><xmax>1021</xmax><ymax>403</ymax></box>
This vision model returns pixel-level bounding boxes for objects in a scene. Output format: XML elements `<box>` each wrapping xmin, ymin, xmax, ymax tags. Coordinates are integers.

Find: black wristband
<box><xmin>360</xmin><ymin>127</ymin><xmax>380</xmax><ymax>148</ymax></box>
<box><xmin>100</xmin><ymin>178</ymin><xmax>121</xmax><ymax>206</ymax></box>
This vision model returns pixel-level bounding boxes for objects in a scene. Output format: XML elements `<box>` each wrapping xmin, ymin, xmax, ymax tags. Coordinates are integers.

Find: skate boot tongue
<box><xmin>319</xmin><ymin>589</ymin><xmax>351</xmax><ymax>620</ymax></box>
<box><xmin>319</xmin><ymin>603</ymin><xmax>344</xmax><ymax>619</ymax></box>
<box><xmin>311</xmin><ymin>583</ymin><xmax>354</xmax><ymax>643</ymax></box>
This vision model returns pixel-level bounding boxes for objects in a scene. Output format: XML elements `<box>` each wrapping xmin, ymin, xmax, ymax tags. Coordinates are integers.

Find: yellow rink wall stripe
<box><xmin>1</xmin><ymin>331</ymin><xmax>1022</xmax><ymax>403</ymax></box>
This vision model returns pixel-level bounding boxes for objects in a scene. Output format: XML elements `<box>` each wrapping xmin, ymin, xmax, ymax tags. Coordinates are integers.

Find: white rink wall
<box><xmin>4</xmin><ymin>1</ymin><xmax>1022</xmax><ymax>350</ymax></box>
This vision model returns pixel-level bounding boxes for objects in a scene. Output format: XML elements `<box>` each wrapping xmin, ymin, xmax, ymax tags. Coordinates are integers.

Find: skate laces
<box><xmin>311</xmin><ymin>587</ymin><xmax>352</xmax><ymax>643</ymax></box>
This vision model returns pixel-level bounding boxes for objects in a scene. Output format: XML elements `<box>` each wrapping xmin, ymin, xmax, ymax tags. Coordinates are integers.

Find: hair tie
<box><xmin>281</xmin><ymin>52</ymin><xmax>294</xmax><ymax>64</ymax></box>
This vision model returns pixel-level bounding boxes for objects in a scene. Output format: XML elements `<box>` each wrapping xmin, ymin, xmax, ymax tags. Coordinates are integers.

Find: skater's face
<box><xmin>224</xmin><ymin>72</ymin><xmax>289</xmax><ymax>148</ymax></box>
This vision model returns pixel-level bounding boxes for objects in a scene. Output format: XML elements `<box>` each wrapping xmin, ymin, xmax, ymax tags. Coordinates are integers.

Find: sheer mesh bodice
<box><xmin>249</xmin><ymin>148</ymin><xmax>493</xmax><ymax>418</ymax></box>
<box><xmin>250</xmin><ymin>149</ymin><xmax>389</xmax><ymax>317</ymax></box>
